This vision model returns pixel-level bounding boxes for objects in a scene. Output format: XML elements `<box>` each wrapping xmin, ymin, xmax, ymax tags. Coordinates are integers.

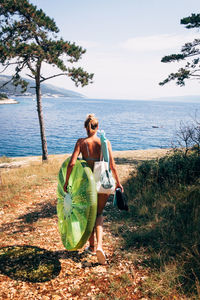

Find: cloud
<box><xmin>76</xmin><ymin>40</ymin><xmax>100</xmax><ymax>49</ymax></box>
<box><xmin>121</xmin><ymin>33</ymin><xmax>198</xmax><ymax>52</ymax></box>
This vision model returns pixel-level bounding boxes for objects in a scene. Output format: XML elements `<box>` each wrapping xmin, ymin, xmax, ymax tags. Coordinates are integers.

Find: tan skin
<box><xmin>64</xmin><ymin>126</ymin><xmax>123</xmax><ymax>256</ymax></box>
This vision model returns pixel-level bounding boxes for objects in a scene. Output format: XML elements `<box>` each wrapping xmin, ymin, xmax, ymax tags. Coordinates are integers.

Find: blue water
<box><xmin>0</xmin><ymin>97</ymin><xmax>200</xmax><ymax>157</ymax></box>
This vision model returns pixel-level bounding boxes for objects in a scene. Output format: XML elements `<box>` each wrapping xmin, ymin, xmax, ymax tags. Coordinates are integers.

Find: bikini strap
<box><xmin>85</xmin><ymin>140</ymin><xmax>90</xmax><ymax>157</ymax></box>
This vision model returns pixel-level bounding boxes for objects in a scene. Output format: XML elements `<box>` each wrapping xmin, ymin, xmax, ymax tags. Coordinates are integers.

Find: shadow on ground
<box><xmin>0</xmin><ymin>201</ymin><xmax>57</xmax><ymax>235</ymax></box>
<box><xmin>0</xmin><ymin>245</ymin><xmax>61</xmax><ymax>282</ymax></box>
<box><xmin>18</xmin><ymin>201</ymin><xmax>57</xmax><ymax>224</ymax></box>
<box><xmin>0</xmin><ymin>245</ymin><xmax>96</xmax><ymax>283</ymax></box>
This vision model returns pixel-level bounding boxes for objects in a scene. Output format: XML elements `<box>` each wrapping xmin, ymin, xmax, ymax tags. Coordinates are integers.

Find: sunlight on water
<box><xmin>0</xmin><ymin>97</ymin><xmax>200</xmax><ymax>156</ymax></box>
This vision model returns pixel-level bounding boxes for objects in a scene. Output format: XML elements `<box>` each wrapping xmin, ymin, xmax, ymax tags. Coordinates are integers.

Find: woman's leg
<box><xmin>88</xmin><ymin>193</ymin><xmax>109</xmax><ymax>257</ymax></box>
<box><xmin>96</xmin><ymin>193</ymin><xmax>109</xmax><ymax>250</ymax></box>
<box><xmin>88</xmin><ymin>229</ymin><xmax>95</xmax><ymax>251</ymax></box>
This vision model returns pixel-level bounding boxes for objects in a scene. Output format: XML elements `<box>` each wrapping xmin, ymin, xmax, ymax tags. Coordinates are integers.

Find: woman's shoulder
<box><xmin>76</xmin><ymin>138</ymin><xmax>86</xmax><ymax>146</ymax></box>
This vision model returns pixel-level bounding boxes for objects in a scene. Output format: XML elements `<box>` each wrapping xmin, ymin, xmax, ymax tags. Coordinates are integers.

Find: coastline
<box><xmin>3</xmin><ymin>148</ymin><xmax>169</xmax><ymax>162</ymax></box>
<box><xmin>0</xmin><ymin>148</ymin><xmax>170</xmax><ymax>173</ymax></box>
<box><xmin>0</xmin><ymin>98</ymin><xmax>18</xmax><ymax>104</ymax></box>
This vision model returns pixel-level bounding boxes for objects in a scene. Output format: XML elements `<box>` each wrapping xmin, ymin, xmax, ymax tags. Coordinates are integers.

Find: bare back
<box><xmin>80</xmin><ymin>136</ymin><xmax>101</xmax><ymax>170</ymax></box>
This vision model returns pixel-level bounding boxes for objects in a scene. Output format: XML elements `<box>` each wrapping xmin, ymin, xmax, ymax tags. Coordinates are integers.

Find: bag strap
<box><xmin>99</xmin><ymin>130</ymin><xmax>111</xmax><ymax>171</ymax></box>
<box><xmin>100</xmin><ymin>149</ymin><xmax>104</xmax><ymax>161</ymax></box>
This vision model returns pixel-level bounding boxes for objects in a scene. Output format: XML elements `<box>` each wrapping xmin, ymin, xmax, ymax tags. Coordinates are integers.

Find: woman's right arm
<box><xmin>107</xmin><ymin>140</ymin><xmax>124</xmax><ymax>192</ymax></box>
<box><xmin>63</xmin><ymin>139</ymin><xmax>81</xmax><ymax>193</ymax></box>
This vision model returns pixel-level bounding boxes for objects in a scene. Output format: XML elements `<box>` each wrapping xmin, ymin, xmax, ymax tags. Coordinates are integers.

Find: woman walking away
<box><xmin>64</xmin><ymin>114</ymin><xmax>123</xmax><ymax>264</ymax></box>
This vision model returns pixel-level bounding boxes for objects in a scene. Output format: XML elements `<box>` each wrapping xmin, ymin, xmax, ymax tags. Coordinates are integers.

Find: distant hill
<box><xmin>0</xmin><ymin>75</ymin><xmax>84</xmax><ymax>98</ymax></box>
<box><xmin>152</xmin><ymin>95</ymin><xmax>200</xmax><ymax>103</ymax></box>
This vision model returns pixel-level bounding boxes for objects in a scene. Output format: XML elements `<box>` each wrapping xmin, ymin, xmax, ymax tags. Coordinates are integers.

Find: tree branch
<box><xmin>27</xmin><ymin>61</ymin><xmax>36</xmax><ymax>75</ymax></box>
<box><xmin>0</xmin><ymin>64</ymin><xmax>10</xmax><ymax>73</ymax></box>
<box><xmin>0</xmin><ymin>77</ymin><xmax>13</xmax><ymax>89</ymax></box>
<box><xmin>39</xmin><ymin>72</ymin><xmax>67</xmax><ymax>83</ymax></box>
<box><xmin>26</xmin><ymin>74</ymin><xmax>35</xmax><ymax>80</ymax></box>
<box><xmin>0</xmin><ymin>60</ymin><xmax>25</xmax><ymax>73</ymax></box>
<box><xmin>190</xmin><ymin>73</ymin><xmax>200</xmax><ymax>77</ymax></box>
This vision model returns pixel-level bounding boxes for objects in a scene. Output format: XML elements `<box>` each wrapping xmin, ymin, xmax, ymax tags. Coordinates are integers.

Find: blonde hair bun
<box><xmin>84</xmin><ymin>113</ymin><xmax>99</xmax><ymax>134</ymax></box>
<box><xmin>87</xmin><ymin>113</ymin><xmax>95</xmax><ymax>119</ymax></box>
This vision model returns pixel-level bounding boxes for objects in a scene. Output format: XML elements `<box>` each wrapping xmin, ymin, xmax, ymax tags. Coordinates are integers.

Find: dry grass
<box><xmin>0</xmin><ymin>148</ymin><xmax>167</xmax><ymax>206</ymax></box>
<box><xmin>0</xmin><ymin>154</ymin><xmax>69</xmax><ymax>206</ymax></box>
<box><xmin>0</xmin><ymin>155</ymin><xmax>13</xmax><ymax>163</ymax></box>
<box><xmin>2</xmin><ymin>149</ymin><xmax>192</xmax><ymax>299</ymax></box>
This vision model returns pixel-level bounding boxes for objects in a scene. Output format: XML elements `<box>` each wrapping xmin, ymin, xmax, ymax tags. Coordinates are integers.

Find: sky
<box><xmin>9</xmin><ymin>1</ymin><xmax>200</xmax><ymax>99</ymax></box>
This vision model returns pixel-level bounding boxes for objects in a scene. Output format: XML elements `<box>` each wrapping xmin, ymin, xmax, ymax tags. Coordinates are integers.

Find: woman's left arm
<box><xmin>107</xmin><ymin>140</ymin><xmax>124</xmax><ymax>192</ymax></box>
<box><xmin>63</xmin><ymin>139</ymin><xmax>81</xmax><ymax>193</ymax></box>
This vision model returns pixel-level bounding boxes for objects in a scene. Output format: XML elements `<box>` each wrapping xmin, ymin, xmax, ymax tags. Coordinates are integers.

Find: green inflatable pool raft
<box><xmin>57</xmin><ymin>157</ymin><xmax>97</xmax><ymax>251</ymax></box>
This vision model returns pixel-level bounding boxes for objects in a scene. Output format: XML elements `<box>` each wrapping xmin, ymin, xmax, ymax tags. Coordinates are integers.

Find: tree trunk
<box><xmin>35</xmin><ymin>66</ymin><xmax>48</xmax><ymax>161</ymax></box>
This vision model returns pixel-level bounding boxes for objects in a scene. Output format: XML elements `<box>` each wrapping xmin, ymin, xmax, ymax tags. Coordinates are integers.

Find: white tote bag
<box><xmin>93</xmin><ymin>160</ymin><xmax>115</xmax><ymax>194</ymax></box>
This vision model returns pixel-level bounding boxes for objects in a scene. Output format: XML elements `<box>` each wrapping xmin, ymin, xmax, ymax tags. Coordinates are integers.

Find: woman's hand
<box><xmin>107</xmin><ymin>141</ymin><xmax>124</xmax><ymax>193</ymax></box>
<box><xmin>115</xmin><ymin>183</ymin><xmax>124</xmax><ymax>192</ymax></box>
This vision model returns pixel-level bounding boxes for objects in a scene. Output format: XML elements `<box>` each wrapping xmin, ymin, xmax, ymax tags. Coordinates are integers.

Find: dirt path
<box><xmin>0</xmin><ymin>149</ymin><xmax>169</xmax><ymax>299</ymax></box>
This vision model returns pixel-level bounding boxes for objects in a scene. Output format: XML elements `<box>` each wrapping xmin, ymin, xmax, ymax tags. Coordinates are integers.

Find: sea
<box><xmin>0</xmin><ymin>96</ymin><xmax>200</xmax><ymax>157</ymax></box>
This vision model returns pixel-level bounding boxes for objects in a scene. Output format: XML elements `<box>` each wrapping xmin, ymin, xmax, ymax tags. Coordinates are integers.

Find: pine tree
<box><xmin>160</xmin><ymin>13</ymin><xmax>200</xmax><ymax>87</ymax></box>
<box><xmin>0</xmin><ymin>0</ymin><xmax>94</xmax><ymax>161</ymax></box>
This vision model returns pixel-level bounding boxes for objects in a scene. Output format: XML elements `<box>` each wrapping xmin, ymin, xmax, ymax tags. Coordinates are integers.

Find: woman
<box><xmin>64</xmin><ymin>114</ymin><xmax>123</xmax><ymax>264</ymax></box>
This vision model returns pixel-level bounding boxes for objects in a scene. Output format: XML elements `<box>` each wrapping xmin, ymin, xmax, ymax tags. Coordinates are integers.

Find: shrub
<box><xmin>124</xmin><ymin>151</ymin><xmax>200</xmax><ymax>296</ymax></box>
<box><xmin>0</xmin><ymin>93</ymin><xmax>8</xmax><ymax>99</ymax></box>
<box><xmin>133</xmin><ymin>151</ymin><xmax>200</xmax><ymax>194</ymax></box>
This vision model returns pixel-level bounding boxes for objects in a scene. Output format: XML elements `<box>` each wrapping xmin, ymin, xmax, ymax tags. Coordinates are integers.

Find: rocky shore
<box><xmin>0</xmin><ymin>98</ymin><xmax>18</xmax><ymax>104</ymax></box>
<box><xmin>0</xmin><ymin>148</ymin><xmax>169</xmax><ymax>174</ymax></box>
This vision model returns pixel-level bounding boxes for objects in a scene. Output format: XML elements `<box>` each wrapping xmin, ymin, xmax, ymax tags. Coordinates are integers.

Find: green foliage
<box><xmin>122</xmin><ymin>151</ymin><xmax>200</xmax><ymax>296</ymax></box>
<box><xmin>181</xmin><ymin>13</ymin><xmax>200</xmax><ymax>29</ymax></box>
<box><xmin>159</xmin><ymin>68</ymin><xmax>190</xmax><ymax>86</ymax></box>
<box><xmin>0</xmin><ymin>0</ymin><xmax>94</xmax><ymax>89</ymax></box>
<box><xmin>161</xmin><ymin>54</ymin><xmax>185</xmax><ymax>63</ymax></box>
<box><xmin>0</xmin><ymin>92</ymin><xmax>7</xmax><ymax>99</ymax></box>
<box><xmin>160</xmin><ymin>13</ymin><xmax>200</xmax><ymax>86</ymax></box>
<box><xmin>135</xmin><ymin>151</ymin><xmax>200</xmax><ymax>192</ymax></box>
